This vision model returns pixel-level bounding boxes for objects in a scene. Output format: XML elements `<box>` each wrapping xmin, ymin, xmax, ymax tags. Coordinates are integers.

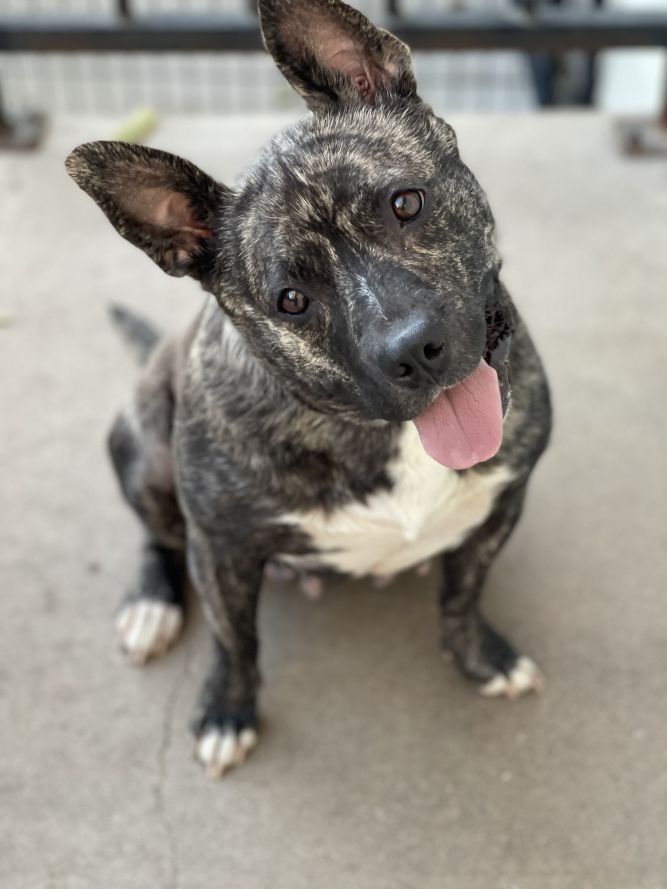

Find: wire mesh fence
<box><xmin>0</xmin><ymin>0</ymin><xmax>537</xmax><ymax>114</ymax></box>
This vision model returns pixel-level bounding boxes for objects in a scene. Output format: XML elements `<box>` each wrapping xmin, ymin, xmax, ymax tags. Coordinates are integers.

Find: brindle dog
<box><xmin>66</xmin><ymin>0</ymin><xmax>551</xmax><ymax>778</ymax></box>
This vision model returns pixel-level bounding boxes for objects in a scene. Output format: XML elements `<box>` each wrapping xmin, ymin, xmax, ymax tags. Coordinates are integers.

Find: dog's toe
<box><xmin>479</xmin><ymin>656</ymin><xmax>544</xmax><ymax>700</ymax></box>
<box><xmin>373</xmin><ymin>573</ymin><xmax>396</xmax><ymax>588</ymax></box>
<box><xmin>116</xmin><ymin>598</ymin><xmax>183</xmax><ymax>665</ymax></box>
<box><xmin>195</xmin><ymin>726</ymin><xmax>258</xmax><ymax>779</ymax></box>
<box><xmin>300</xmin><ymin>574</ymin><xmax>323</xmax><ymax>600</ymax></box>
<box><xmin>415</xmin><ymin>559</ymin><xmax>433</xmax><ymax>577</ymax></box>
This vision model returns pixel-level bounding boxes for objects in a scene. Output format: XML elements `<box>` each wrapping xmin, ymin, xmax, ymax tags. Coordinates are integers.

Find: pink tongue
<box><xmin>412</xmin><ymin>360</ymin><xmax>503</xmax><ymax>470</ymax></box>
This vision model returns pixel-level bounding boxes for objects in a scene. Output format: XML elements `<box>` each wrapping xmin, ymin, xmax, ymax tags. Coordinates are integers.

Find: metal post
<box><xmin>2</xmin><ymin>14</ymin><xmax>667</xmax><ymax>53</ymax></box>
<box><xmin>619</xmin><ymin>59</ymin><xmax>667</xmax><ymax>156</ymax></box>
<box><xmin>0</xmin><ymin>80</ymin><xmax>45</xmax><ymax>151</ymax></box>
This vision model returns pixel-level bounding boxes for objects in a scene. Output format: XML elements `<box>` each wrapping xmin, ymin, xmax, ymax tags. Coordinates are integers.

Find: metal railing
<box><xmin>1</xmin><ymin>4</ymin><xmax>667</xmax><ymax>53</ymax></box>
<box><xmin>1</xmin><ymin>0</ymin><xmax>667</xmax><ymax>149</ymax></box>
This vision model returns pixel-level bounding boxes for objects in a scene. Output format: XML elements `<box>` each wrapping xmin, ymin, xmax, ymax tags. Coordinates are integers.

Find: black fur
<box><xmin>66</xmin><ymin>0</ymin><xmax>551</xmax><ymax>776</ymax></box>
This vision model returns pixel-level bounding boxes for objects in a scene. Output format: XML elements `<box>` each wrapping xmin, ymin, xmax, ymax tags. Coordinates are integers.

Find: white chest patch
<box><xmin>278</xmin><ymin>424</ymin><xmax>513</xmax><ymax>579</ymax></box>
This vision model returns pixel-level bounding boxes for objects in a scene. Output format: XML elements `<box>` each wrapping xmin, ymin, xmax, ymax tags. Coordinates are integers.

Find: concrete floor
<box><xmin>1</xmin><ymin>113</ymin><xmax>666</xmax><ymax>889</ymax></box>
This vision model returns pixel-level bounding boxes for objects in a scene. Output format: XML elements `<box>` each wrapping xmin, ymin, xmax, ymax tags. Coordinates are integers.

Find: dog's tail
<box><xmin>108</xmin><ymin>303</ymin><xmax>160</xmax><ymax>365</ymax></box>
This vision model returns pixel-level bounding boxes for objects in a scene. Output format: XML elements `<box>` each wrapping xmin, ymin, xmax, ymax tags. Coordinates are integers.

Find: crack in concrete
<box><xmin>153</xmin><ymin>638</ymin><xmax>195</xmax><ymax>889</ymax></box>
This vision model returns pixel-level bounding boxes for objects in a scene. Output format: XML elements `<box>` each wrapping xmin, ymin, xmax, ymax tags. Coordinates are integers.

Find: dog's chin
<box><xmin>286</xmin><ymin>383</ymin><xmax>422</xmax><ymax>426</ymax></box>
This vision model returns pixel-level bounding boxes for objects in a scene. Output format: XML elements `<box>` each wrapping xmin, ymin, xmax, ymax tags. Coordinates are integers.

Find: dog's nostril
<box><xmin>376</xmin><ymin>320</ymin><xmax>446</xmax><ymax>387</ymax></box>
<box><xmin>423</xmin><ymin>341</ymin><xmax>444</xmax><ymax>362</ymax></box>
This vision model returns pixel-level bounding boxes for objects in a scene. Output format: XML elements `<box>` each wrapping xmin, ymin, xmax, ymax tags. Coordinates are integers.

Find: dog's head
<box><xmin>66</xmin><ymin>0</ymin><xmax>514</xmax><ymax>470</ymax></box>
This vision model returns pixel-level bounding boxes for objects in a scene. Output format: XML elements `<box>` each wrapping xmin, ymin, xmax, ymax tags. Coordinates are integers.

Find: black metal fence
<box><xmin>1</xmin><ymin>0</ymin><xmax>666</xmax><ymax>133</ymax></box>
<box><xmin>2</xmin><ymin>0</ymin><xmax>667</xmax><ymax>52</ymax></box>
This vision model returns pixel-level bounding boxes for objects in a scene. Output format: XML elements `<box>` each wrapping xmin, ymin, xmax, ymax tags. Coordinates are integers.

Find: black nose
<box><xmin>376</xmin><ymin>316</ymin><xmax>448</xmax><ymax>388</ymax></box>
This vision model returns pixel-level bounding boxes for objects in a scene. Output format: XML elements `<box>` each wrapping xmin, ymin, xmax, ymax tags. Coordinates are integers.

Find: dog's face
<box><xmin>225</xmin><ymin>104</ymin><xmax>508</xmax><ymax>425</ymax></box>
<box><xmin>67</xmin><ymin>0</ymin><xmax>513</xmax><ymax>466</ymax></box>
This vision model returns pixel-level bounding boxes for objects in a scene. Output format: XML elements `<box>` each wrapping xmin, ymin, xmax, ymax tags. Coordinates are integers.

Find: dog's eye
<box><xmin>278</xmin><ymin>288</ymin><xmax>310</xmax><ymax>316</ymax></box>
<box><xmin>391</xmin><ymin>190</ymin><xmax>424</xmax><ymax>223</ymax></box>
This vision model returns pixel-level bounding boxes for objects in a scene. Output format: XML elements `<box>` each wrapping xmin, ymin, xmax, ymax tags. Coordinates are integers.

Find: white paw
<box><xmin>116</xmin><ymin>599</ymin><xmax>183</xmax><ymax>665</ymax></box>
<box><xmin>195</xmin><ymin>727</ymin><xmax>258</xmax><ymax>779</ymax></box>
<box><xmin>480</xmin><ymin>656</ymin><xmax>544</xmax><ymax>700</ymax></box>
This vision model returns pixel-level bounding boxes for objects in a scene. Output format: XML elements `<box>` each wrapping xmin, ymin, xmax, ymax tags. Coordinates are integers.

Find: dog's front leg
<box><xmin>186</xmin><ymin>523</ymin><xmax>264</xmax><ymax>778</ymax></box>
<box><xmin>440</xmin><ymin>482</ymin><xmax>543</xmax><ymax>699</ymax></box>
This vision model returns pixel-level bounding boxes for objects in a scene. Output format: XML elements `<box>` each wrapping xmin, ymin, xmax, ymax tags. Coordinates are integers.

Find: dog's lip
<box><xmin>483</xmin><ymin>304</ymin><xmax>513</xmax><ymax>363</ymax></box>
<box><xmin>483</xmin><ymin>302</ymin><xmax>513</xmax><ymax>414</ymax></box>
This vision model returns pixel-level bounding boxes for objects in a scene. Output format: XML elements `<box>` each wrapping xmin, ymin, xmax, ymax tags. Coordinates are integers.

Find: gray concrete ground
<box><xmin>1</xmin><ymin>113</ymin><xmax>666</xmax><ymax>889</ymax></box>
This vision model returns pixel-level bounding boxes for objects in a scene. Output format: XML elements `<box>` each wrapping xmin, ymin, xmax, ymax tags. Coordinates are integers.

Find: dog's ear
<box><xmin>65</xmin><ymin>141</ymin><xmax>228</xmax><ymax>280</ymax></box>
<box><xmin>258</xmin><ymin>0</ymin><xmax>416</xmax><ymax>110</ymax></box>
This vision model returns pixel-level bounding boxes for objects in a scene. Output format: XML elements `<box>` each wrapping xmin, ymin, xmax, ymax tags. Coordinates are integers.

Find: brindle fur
<box><xmin>66</xmin><ymin>0</ymin><xmax>551</xmax><ymax>771</ymax></box>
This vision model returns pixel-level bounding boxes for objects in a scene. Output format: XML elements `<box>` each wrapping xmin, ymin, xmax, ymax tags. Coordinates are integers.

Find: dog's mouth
<box><xmin>412</xmin><ymin>299</ymin><xmax>514</xmax><ymax>471</ymax></box>
<box><xmin>483</xmin><ymin>300</ymin><xmax>513</xmax><ymax>413</ymax></box>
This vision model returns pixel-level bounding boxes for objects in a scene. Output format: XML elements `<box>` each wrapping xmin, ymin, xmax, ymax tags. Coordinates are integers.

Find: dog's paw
<box><xmin>116</xmin><ymin>598</ymin><xmax>183</xmax><ymax>665</ymax></box>
<box><xmin>479</xmin><ymin>656</ymin><xmax>544</xmax><ymax>700</ymax></box>
<box><xmin>194</xmin><ymin>725</ymin><xmax>258</xmax><ymax>779</ymax></box>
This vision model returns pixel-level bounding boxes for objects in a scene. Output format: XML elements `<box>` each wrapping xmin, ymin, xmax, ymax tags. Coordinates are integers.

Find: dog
<box><xmin>66</xmin><ymin>0</ymin><xmax>551</xmax><ymax>778</ymax></box>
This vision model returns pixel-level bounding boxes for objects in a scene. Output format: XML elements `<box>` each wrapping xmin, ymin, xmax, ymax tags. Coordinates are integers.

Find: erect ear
<box><xmin>258</xmin><ymin>0</ymin><xmax>416</xmax><ymax>111</ymax></box>
<box><xmin>65</xmin><ymin>141</ymin><xmax>228</xmax><ymax>280</ymax></box>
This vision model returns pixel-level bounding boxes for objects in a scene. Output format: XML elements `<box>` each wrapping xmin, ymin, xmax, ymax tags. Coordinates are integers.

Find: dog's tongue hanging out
<box><xmin>412</xmin><ymin>361</ymin><xmax>503</xmax><ymax>470</ymax></box>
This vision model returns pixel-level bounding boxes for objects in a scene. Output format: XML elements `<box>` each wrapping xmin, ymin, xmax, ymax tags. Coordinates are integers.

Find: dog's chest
<box><xmin>278</xmin><ymin>424</ymin><xmax>513</xmax><ymax>578</ymax></box>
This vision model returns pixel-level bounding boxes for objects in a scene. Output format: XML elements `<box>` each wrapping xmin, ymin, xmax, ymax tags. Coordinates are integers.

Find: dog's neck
<box><xmin>182</xmin><ymin>297</ymin><xmax>401</xmax><ymax>509</ymax></box>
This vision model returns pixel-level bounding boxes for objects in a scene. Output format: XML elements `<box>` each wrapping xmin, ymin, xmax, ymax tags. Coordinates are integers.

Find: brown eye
<box><xmin>278</xmin><ymin>288</ymin><xmax>310</xmax><ymax>315</ymax></box>
<box><xmin>391</xmin><ymin>189</ymin><xmax>424</xmax><ymax>222</ymax></box>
